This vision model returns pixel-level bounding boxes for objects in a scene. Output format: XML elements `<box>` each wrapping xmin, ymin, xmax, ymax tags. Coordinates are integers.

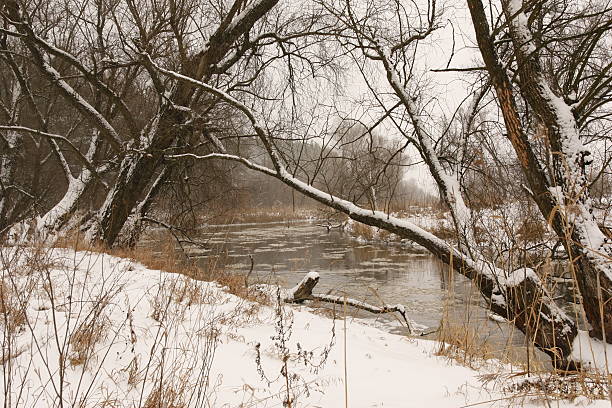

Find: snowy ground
<box><xmin>0</xmin><ymin>248</ymin><xmax>609</xmax><ymax>407</ymax></box>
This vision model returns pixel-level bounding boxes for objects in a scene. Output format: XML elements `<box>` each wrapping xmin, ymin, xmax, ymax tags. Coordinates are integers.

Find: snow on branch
<box><xmin>375</xmin><ymin>47</ymin><xmax>477</xmax><ymax>256</ymax></box>
<box><xmin>2</xmin><ymin>1</ymin><xmax>124</xmax><ymax>152</ymax></box>
<box><xmin>165</xmin><ymin>153</ymin><xmax>276</xmax><ymax>176</ymax></box>
<box><xmin>284</xmin><ymin>272</ymin><xmax>414</xmax><ymax>332</ymax></box>
<box><xmin>27</xmin><ymin>33</ymin><xmax>139</xmax><ymax>138</ymax></box>
<box><xmin>35</xmin><ymin>52</ymin><xmax>122</xmax><ymax>151</ymax></box>
<box><xmin>0</xmin><ymin>125</ymin><xmax>105</xmax><ymax>180</ymax></box>
<box><xmin>505</xmin><ymin>0</ymin><xmax>612</xmax><ymax>279</ymax></box>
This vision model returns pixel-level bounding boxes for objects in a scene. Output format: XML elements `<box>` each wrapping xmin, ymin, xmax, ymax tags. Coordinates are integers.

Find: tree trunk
<box><xmin>87</xmin><ymin>0</ymin><xmax>281</xmax><ymax>248</ymax></box>
<box><xmin>467</xmin><ymin>0</ymin><xmax>612</xmax><ymax>343</ymax></box>
<box><xmin>0</xmin><ymin>80</ymin><xmax>22</xmax><ymax>233</ymax></box>
<box><xmin>88</xmin><ymin>107</ymin><xmax>187</xmax><ymax>247</ymax></box>
<box><xmin>114</xmin><ymin>166</ymin><xmax>169</xmax><ymax>248</ymax></box>
<box><xmin>502</xmin><ymin>0</ymin><xmax>612</xmax><ymax>342</ymax></box>
<box><xmin>0</xmin><ymin>130</ymin><xmax>20</xmax><ymax>233</ymax></box>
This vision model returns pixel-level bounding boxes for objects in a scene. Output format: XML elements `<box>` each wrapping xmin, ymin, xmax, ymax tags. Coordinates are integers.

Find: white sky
<box><xmin>252</xmin><ymin>0</ymin><xmax>483</xmax><ymax>195</ymax></box>
<box><xmin>329</xmin><ymin>1</ymin><xmax>481</xmax><ymax>193</ymax></box>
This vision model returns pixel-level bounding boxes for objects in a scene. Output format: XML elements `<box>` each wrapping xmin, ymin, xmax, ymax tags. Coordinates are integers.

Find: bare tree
<box><xmin>142</xmin><ymin>0</ymin><xmax>611</xmax><ymax>367</ymax></box>
<box><xmin>324</xmin><ymin>120</ymin><xmax>406</xmax><ymax>211</ymax></box>
<box><xmin>1</xmin><ymin>0</ymin><xmax>331</xmax><ymax>244</ymax></box>
<box><xmin>1</xmin><ymin>0</ymin><xmax>610</xmax><ymax>368</ymax></box>
<box><xmin>466</xmin><ymin>0</ymin><xmax>612</xmax><ymax>345</ymax></box>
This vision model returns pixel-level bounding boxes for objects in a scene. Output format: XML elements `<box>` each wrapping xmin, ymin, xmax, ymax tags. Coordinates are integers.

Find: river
<box><xmin>177</xmin><ymin>220</ymin><xmax>552</xmax><ymax>366</ymax></box>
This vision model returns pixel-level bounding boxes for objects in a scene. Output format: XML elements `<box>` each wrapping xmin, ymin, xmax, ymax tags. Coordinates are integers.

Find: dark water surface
<box><xmin>181</xmin><ymin>221</ymin><xmax>545</xmax><ymax>364</ymax></box>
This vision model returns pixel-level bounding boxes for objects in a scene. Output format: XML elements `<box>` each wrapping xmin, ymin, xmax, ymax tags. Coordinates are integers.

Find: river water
<box><xmin>182</xmin><ymin>220</ymin><xmax>546</xmax><ymax>363</ymax></box>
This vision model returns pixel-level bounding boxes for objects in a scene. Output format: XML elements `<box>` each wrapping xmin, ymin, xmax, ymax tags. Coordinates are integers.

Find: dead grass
<box><xmin>143</xmin><ymin>382</ymin><xmax>188</xmax><ymax>408</ymax></box>
<box><xmin>501</xmin><ymin>372</ymin><xmax>611</xmax><ymax>401</ymax></box>
<box><xmin>16</xmin><ymin>244</ymin><xmax>62</xmax><ymax>276</ymax></box>
<box><xmin>69</xmin><ymin>313</ymin><xmax>110</xmax><ymax>367</ymax></box>
<box><xmin>171</xmin><ymin>275</ymin><xmax>208</xmax><ymax>306</ymax></box>
<box><xmin>149</xmin><ymin>275</ymin><xmax>214</xmax><ymax>322</ymax></box>
<box><xmin>0</xmin><ymin>237</ymin><xmax>252</xmax><ymax>407</ymax></box>
<box><xmin>15</xmin><ymin>210</ymin><xmax>612</xmax><ymax>404</ymax></box>
<box><xmin>516</xmin><ymin>217</ymin><xmax>547</xmax><ymax>243</ymax></box>
<box><xmin>211</xmin><ymin>205</ymin><xmax>317</xmax><ymax>225</ymax></box>
<box><xmin>428</xmin><ymin>223</ymin><xmax>457</xmax><ymax>241</ymax></box>
<box><xmin>436</xmin><ymin>323</ymin><xmax>497</xmax><ymax>369</ymax></box>
<box><xmin>0</xmin><ymin>279</ymin><xmax>27</xmax><ymax>335</ymax></box>
<box><xmin>433</xmin><ymin>249</ymin><xmax>612</xmax><ymax>405</ymax></box>
<box><xmin>432</xmin><ymin>310</ymin><xmax>610</xmax><ymax>406</ymax></box>
<box><xmin>350</xmin><ymin>222</ymin><xmax>375</xmax><ymax>241</ymax></box>
<box><xmin>54</xmin><ymin>231</ymin><xmax>256</xmax><ymax>303</ymax></box>
<box><xmin>190</xmin><ymin>251</ymin><xmax>254</xmax><ymax>300</ymax></box>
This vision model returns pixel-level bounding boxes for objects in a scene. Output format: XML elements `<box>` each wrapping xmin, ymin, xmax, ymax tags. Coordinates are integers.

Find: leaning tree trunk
<box><xmin>88</xmin><ymin>0</ymin><xmax>281</xmax><ymax>248</ymax></box>
<box><xmin>467</xmin><ymin>0</ymin><xmax>612</xmax><ymax>343</ymax></box>
<box><xmin>502</xmin><ymin>0</ymin><xmax>612</xmax><ymax>343</ymax></box>
<box><xmin>114</xmin><ymin>165</ymin><xmax>169</xmax><ymax>248</ymax></box>
<box><xmin>88</xmin><ymin>101</ymin><xmax>192</xmax><ymax>247</ymax></box>
<box><xmin>280</xmin><ymin>173</ymin><xmax>579</xmax><ymax>368</ymax></box>
<box><xmin>38</xmin><ymin>132</ymin><xmax>105</xmax><ymax>236</ymax></box>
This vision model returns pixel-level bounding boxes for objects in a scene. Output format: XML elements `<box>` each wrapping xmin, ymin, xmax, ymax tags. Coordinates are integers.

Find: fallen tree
<box><xmin>145</xmin><ymin>17</ymin><xmax>612</xmax><ymax>364</ymax></box>
<box><xmin>283</xmin><ymin>272</ymin><xmax>414</xmax><ymax>332</ymax></box>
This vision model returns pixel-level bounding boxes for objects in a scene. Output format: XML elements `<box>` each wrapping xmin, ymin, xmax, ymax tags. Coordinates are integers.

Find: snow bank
<box><xmin>0</xmin><ymin>249</ymin><xmax>608</xmax><ymax>407</ymax></box>
<box><xmin>571</xmin><ymin>331</ymin><xmax>612</xmax><ymax>372</ymax></box>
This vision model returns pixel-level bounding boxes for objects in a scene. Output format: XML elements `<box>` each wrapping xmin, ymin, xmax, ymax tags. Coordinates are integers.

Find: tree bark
<box><xmin>467</xmin><ymin>0</ymin><xmax>612</xmax><ymax>343</ymax></box>
<box><xmin>115</xmin><ymin>165</ymin><xmax>169</xmax><ymax>248</ymax></box>
<box><xmin>89</xmin><ymin>108</ymin><xmax>187</xmax><ymax>247</ymax></box>
<box><xmin>88</xmin><ymin>0</ymin><xmax>280</xmax><ymax>247</ymax></box>
<box><xmin>502</xmin><ymin>0</ymin><xmax>612</xmax><ymax>342</ymax></box>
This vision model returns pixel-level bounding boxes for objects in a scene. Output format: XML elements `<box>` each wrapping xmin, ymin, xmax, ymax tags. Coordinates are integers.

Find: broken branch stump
<box><xmin>285</xmin><ymin>271</ymin><xmax>412</xmax><ymax>333</ymax></box>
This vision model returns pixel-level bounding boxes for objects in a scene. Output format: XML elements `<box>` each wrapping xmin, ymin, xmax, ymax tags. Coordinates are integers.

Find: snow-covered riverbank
<box><xmin>0</xmin><ymin>248</ymin><xmax>609</xmax><ymax>407</ymax></box>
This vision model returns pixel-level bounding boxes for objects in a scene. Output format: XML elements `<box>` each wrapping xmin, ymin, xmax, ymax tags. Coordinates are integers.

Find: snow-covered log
<box><xmin>284</xmin><ymin>272</ymin><xmax>413</xmax><ymax>332</ymax></box>
<box><xmin>285</xmin><ymin>271</ymin><xmax>321</xmax><ymax>301</ymax></box>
